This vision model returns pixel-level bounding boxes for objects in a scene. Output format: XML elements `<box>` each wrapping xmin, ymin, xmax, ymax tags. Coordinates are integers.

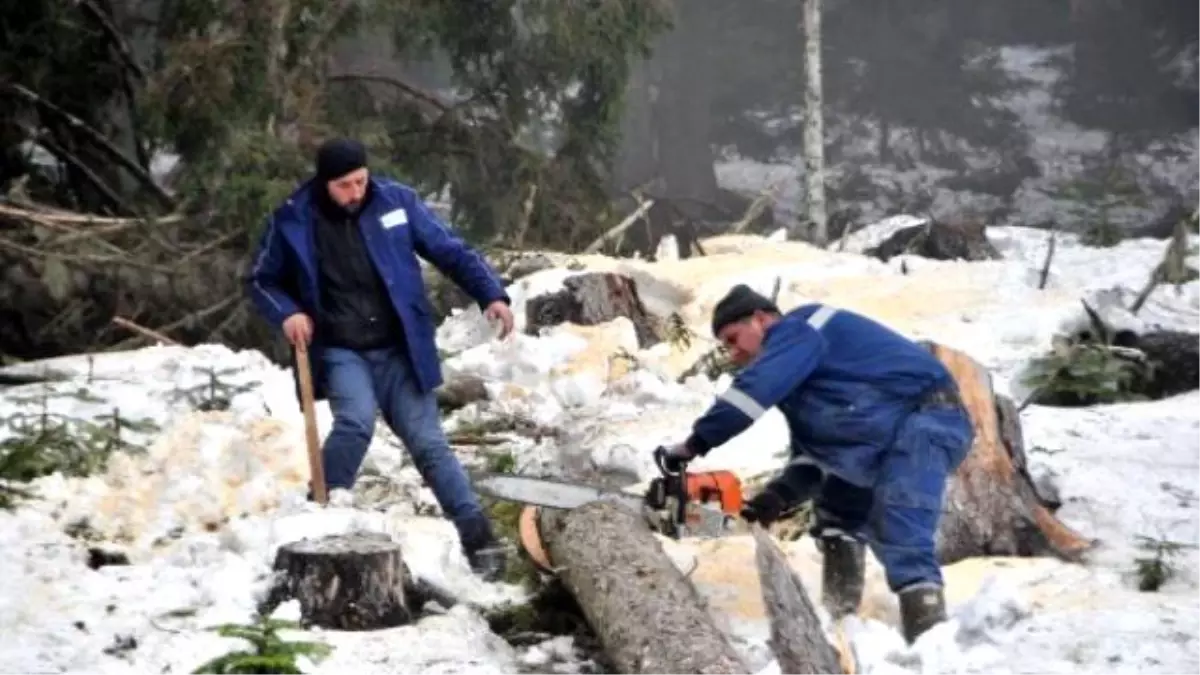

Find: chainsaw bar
<box><xmin>474</xmin><ymin>474</ymin><xmax>641</xmax><ymax>511</ymax></box>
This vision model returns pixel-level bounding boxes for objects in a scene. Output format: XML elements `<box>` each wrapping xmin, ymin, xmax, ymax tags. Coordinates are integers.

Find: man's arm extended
<box><xmin>246</xmin><ymin>214</ymin><xmax>301</xmax><ymax>327</ymax></box>
<box><xmin>402</xmin><ymin>190</ymin><xmax>509</xmax><ymax>309</ymax></box>
<box><xmin>685</xmin><ymin>318</ymin><xmax>827</xmax><ymax>456</ymax></box>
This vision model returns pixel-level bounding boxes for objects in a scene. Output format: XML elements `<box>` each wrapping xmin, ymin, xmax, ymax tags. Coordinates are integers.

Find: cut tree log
<box><xmin>924</xmin><ymin>342</ymin><xmax>1093</xmax><ymax>564</ymax></box>
<box><xmin>258</xmin><ymin>532</ymin><xmax>441</xmax><ymax>630</ymax></box>
<box><xmin>751</xmin><ymin>525</ymin><xmax>846</xmax><ymax>675</ymax></box>
<box><xmin>526</xmin><ymin>272</ymin><xmax>662</xmax><ymax>348</ymax></box>
<box><xmin>537</xmin><ymin>500</ymin><xmax>748</xmax><ymax>674</ymax></box>
<box><xmin>867</xmin><ymin>220</ymin><xmax>1001</xmax><ymax>263</ymax></box>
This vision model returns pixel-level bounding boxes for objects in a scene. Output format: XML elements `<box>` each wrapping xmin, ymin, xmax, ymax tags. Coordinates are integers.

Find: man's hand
<box><xmin>484</xmin><ymin>300</ymin><xmax>514</xmax><ymax>339</ymax></box>
<box><xmin>655</xmin><ymin>442</ymin><xmax>696</xmax><ymax>474</ymax></box>
<box><xmin>741</xmin><ymin>490</ymin><xmax>787</xmax><ymax>527</ymax></box>
<box><xmin>282</xmin><ymin>312</ymin><xmax>314</xmax><ymax>348</ymax></box>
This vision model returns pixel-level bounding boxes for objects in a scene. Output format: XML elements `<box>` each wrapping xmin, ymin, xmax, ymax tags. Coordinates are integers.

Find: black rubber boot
<box><xmin>819</xmin><ymin>531</ymin><xmax>865</xmax><ymax>618</ymax></box>
<box><xmin>898</xmin><ymin>583</ymin><xmax>947</xmax><ymax>644</ymax></box>
<box><xmin>459</xmin><ymin>517</ymin><xmax>507</xmax><ymax>583</ymax></box>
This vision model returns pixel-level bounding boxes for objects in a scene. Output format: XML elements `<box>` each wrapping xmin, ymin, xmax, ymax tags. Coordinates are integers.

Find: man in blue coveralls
<box><xmin>661</xmin><ymin>284</ymin><xmax>975</xmax><ymax>643</ymax></box>
<box><xmin>246</xmin><ymin>138</ymin><xmax>514</xmax><ymax>581</ymax></box>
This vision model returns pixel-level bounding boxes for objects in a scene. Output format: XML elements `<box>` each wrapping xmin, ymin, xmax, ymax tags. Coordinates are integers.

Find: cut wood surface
<box><xmin>525</xmin><ymin>272</ymin><xmax>662</xmax><ymax>348</ymax></box>
<box><xmin>538</xmin><ymin>499</ymin><xmax>748</xmax><ymax>674</ymax></box>
<box><xmin>259</xmin><ymin>532</ymin><xmax>414</xmax><ymax>630</ymax></box>
<box><xmin>751</xmin><ymin>525</ymin><xmax>846</xmax><ymax>674</ymax></box>
<box><xmin>927</xmin><ymin>342</ymin><xmax>1093</xmax><ymax>563</ymax></box>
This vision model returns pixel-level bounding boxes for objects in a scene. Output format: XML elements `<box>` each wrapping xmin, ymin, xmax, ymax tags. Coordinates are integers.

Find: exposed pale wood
<box><xmin>927</xmin><ymin>343</ymin><xmax>1092</xmax><ymax>563</ymax></box>
<box><xmin>295</xmin><ymin>346</ymin><xmax>327</xmax><ymax>505</ymax></box>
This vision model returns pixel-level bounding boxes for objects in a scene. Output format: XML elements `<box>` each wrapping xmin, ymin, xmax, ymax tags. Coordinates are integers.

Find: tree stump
<box><xmin>537</xmin><ymin>500</ymin><xmax>748</xmax><ymax>674</ymax></box>
<box><xmin>259</xmin><ymin>532</ymin><xmax>416</xmax><ymax>631</ymax></box>
<box><xmin>925</xmin><ymin>343</ymin><xmax>1093</xmax><ymax>563</ymax></box>
<box><xmin>867</xmin><ymin>220</ymin><xmax>1001</xmax><ymax>263</ymax></box>
<box><xmin>751</xmin><ymin>525</ymin><xmax>846</xmax><ymax>675</ymax></box>
<box><xmin>525</xmin><ymin>272</ymin><xmax>662</xmax><ymax>349</ymax></box>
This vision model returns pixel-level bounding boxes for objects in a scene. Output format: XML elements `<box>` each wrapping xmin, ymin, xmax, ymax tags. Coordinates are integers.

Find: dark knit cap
<box><xmin>315</xmin><ymin>138</ymin><xmax>368</xmax><ymax>181</ymax></box>
<box><xmin>711</xmin><ymin>284</ymin><xmax>780</xmax><ymax>336</ymax></box>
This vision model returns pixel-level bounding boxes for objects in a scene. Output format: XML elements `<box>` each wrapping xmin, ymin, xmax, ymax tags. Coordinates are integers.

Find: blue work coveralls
<box><xmin>245</xmin><ymin>175</ymin><xmax>508</xmax><ymax>540</ymax></box>
<box><xmin>686</xmin><ymin>304</ymin><xmax>975</xmax><ymax>591</ymax></box>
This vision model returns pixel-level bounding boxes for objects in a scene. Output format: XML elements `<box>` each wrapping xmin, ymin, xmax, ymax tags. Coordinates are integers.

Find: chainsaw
<box><xmin>474</xmin><ymin>446</ymin><xmax>745</xmax><ymax>540</ymax></box>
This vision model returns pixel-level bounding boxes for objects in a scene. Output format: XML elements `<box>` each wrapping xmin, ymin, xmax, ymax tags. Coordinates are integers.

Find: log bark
<box><xmin>926</xmin><ymin>342</ymin><xmax>1093</xmax><ymax>563</ymax></box>
<box><xmin>526</xmin><ymin>272</ymin><xmax>662</xmax><ymax>349</ymax></box>
<box><xmin>538</xmin><ymin>500</ymin><xmax>748</xmax><ymax>674</ymax></box>
<box><xmin>751</xmin><ymin>525</ymin><xmax>845</xmax><ymax>675</ymax></box>
<box><xmin>867</xmin><ymin>220</ymin><xmax>1001</xmax><ymax>263</ymax></box>
<box><xmin>259</xmin><ymin>532</ymin><xmax>417</xmax><ymax>630</ymax></box>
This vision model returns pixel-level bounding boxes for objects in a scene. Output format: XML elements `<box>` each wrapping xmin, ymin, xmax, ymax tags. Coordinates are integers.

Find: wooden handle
<box><xmin>295</xmin><ymin>346</ymin><xmax>328</xmax><ymax>505</ymax></box>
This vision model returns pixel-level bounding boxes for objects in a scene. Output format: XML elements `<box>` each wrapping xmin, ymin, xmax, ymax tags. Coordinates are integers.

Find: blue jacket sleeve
<box><xmin>246</xmin><ymin>214</ymin><xmax>301</xmax><ymax>328</ymax></box>
<box><xmin>686</xmin><ymin>318</ymin><xmax>827</xmax><ymax>456</ymax></box>
<box><xmin>403</xmin><ymin>191</ymin><xmax>510</xmax><ymax>309</ymax></box>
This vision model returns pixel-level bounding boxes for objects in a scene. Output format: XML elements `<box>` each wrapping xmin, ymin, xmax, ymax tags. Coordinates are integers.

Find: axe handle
<box><xmin>295</xmin><ymin>346</ymin><xmax>328</xmax><ymax>505</ymax></box>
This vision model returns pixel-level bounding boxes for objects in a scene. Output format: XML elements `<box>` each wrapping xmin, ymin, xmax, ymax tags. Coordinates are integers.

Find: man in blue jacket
<box><xmin>661</xmin><ymin>284</ymin><xmax>975</xmax><ymax>644</ymax></box>
<box><xmin>246</xmin><ymin>138</ymin><xmax>515</xmax><ymax>581</ymax></box>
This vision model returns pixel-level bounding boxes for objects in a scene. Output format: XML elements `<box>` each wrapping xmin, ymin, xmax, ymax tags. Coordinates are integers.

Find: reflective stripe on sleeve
<box><xmin>718</xmin><ymin>386</ymin><xmax>767</xmax><ymax>420</ymax></box>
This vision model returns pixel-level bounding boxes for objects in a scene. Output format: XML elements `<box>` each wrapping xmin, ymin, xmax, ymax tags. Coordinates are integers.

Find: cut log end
<box><xmin>537</xmin><ymin>500</ymin><xmax>748</xmax><ymax>674</ymax></box>
<box><xmin>261</xmin><ymin>532</ymin><xmax>414</xmax><ymax>631</ymax></box>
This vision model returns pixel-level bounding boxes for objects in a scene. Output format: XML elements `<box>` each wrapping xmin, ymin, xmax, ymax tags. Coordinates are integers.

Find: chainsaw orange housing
<box><xmin>683</xmin><ymin>470</ymin><xmax>744</xmax><ymax>515</ymax></box>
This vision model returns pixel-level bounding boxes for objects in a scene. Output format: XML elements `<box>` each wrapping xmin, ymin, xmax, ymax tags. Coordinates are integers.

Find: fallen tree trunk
<box><xmin>751</xmin><ymin>525</ymin><xmax>846</xmax><ymax>674</ymax></box>
<box><xmin>926</xmin><ymin>342</ymin><xmax>1094</xmax><ymax>563</ymax></box>
<box><xmin>538</xmin><ymin>500</ymin><xmax>748</xmax><ymax>674</ymax></box>
<box><xmin>526</xmin><ymin>272</ymin><xmax>662</xmax><ymax>349</ymax></box>
<box><xmin>0</xmin><ymin>225</ymin><xmax>279</xmax><ymax>363</ymax></box>
<box><xmin>866</xmin><ymin>219</ymin><xmax>1001</xmax><ymax>263</ymax></box>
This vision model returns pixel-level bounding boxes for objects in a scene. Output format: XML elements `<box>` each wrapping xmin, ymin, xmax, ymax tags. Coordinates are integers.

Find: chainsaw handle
<box><xmin>653</xmin><ymin>445</ymin><xmax>686</xmax><ymax>477</ymax></box>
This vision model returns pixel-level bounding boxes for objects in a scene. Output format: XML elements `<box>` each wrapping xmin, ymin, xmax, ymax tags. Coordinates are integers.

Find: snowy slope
<box><xmin>1</xmin><ymin>218</ymin><xmax>1197</xmax><ymax>674</ymax></box>
<box><xmin>716</xmin><ymin>45</ymin><xmax>1199</xmax><ymax>234</ymax></box>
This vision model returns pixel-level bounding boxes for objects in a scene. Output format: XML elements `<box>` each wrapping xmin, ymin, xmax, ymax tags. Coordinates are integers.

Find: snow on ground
<box><xmin>1</xmin><ymin>217</ymin><xmax>1197</xmax><ymax>674</ymax></box>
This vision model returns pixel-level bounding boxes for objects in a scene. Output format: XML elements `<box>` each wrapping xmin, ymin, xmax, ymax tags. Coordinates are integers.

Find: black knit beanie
<box><xmin>711</xmin><ymin>284</ymin><xmax>780</xmax><ymax>336</ymax></box>
<box><xmin>315</xmin><ymin>138</ymin><xmax>368</xmax><ymax>181</ymax></box>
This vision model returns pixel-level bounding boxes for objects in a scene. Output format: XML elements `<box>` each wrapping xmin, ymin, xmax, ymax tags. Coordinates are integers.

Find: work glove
<box><xmin>655</xmin><ymin>442</ymin><xmax>696</xmax><ymax>474</ymax></box>
<box><xmin>740</xmin><ymin>489</ymin><xmax>788</xmax><ymax>527</ymax></box>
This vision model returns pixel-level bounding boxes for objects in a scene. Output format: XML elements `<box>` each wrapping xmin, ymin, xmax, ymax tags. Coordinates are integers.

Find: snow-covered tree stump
<box><xmin>925</xmin><ymin>342</ymin><xmax>1093</xmax><ymax>563</ymax></box>
<box><xmin>537</xmin><ymin>500</ymin><xmax>748</xmax><ymax>674</ymax></box>
<box><xmin>867</xmin><ymin>220</ymin><xmax>1001</xmax><ymax>263</ymax></box>
<box><xmin>751</xmin><ymin>525</ymin><xmax>846</xmax><ymax>674</ymax></box>
<box><xmin>260</xmin><ymin>532</ymin><xmax>415</xmax><ymax>631</ymax></box>
<box><xmin>525</xmin><ymin>272</ymin><xmax>662</xmax><ymax>348</ymax></box>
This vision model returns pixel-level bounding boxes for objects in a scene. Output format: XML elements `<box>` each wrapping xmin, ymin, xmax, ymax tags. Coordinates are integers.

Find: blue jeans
<box><xmin>320</xmin><ymin>346</ymin><xmax>486</xmax><ymax>540</ymax></box>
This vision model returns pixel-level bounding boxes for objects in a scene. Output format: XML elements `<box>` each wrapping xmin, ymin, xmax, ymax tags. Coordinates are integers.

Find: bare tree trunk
<box><xmin>801</xmin><ymin>0</ymin><xmax>827</xmax><ymax>244</ymax></box>
<box><xmin>538</xmin><ymin>501</ymin><xmax>749</xmax><ymax>674</ymax></box>
<box><xmin>751</xmin><ymin>525</ymin><xmax>846</xmax><ymax>674</ymax></box>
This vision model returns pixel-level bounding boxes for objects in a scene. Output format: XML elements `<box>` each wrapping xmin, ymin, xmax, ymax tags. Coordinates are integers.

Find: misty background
<box><xmin>1</xmin><ymin>0</ymin><xmax>1196</xmax><ymax>363</ymax></box>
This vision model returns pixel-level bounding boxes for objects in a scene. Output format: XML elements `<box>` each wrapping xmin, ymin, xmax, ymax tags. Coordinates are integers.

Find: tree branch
<box><xmin>2</xmin><ymin>83</ymin><xmax>176</xmax><ymax>210</ymax></box>
<box><xmin>76</xmin><ymin>0</ymin><xmax>147</xmax><ymax>80</ymax></box>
